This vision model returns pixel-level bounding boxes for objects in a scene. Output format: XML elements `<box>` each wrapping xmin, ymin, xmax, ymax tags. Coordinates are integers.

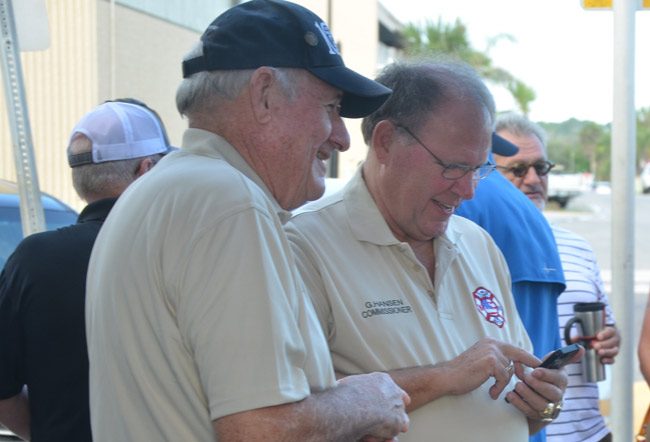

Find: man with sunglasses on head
<box><xmin>456</xmin><ymin>113</ymin><xmax>567</xmax><ymax>442</ymax></box>
<box><xmin>492</xmin><ymin>113</ymin><xmax>618</xmax><ymax>442</ymax></box>
<box><xmin>286</xmin><ymin>60</ymin><xmax>578</xmax><ymax>441</ymax></box>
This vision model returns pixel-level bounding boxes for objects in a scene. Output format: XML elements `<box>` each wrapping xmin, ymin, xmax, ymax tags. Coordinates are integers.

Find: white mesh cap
<box><xmin>67</xmin><ymin>101</ymin><xmax>174</xmax><ymax>167</ymax></box>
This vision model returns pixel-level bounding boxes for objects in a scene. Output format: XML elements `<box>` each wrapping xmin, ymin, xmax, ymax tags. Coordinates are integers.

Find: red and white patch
<box><xmin>472</xmin><ymin>286</ymin><xmax>505</xmax><ymax>328</ymax></box>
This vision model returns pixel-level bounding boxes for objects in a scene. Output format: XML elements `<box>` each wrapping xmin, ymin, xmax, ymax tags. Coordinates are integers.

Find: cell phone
<box><xmin>539</xmin><ymin>343</ymin><xmax>582</xmax><ymax>369</ymax></box>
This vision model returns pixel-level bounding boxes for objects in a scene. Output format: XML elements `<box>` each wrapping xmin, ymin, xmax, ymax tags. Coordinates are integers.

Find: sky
<box><xmin>379</xmin><ymin>0</ymin><xmax>650</xmax><ymax>124</ymax></box>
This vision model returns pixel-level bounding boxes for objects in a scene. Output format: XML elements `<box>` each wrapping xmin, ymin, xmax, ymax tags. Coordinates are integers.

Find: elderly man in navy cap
<box><xmin>85</xmin><ymin>1</ymin><xmax>409</xmax><ymax>441</ymax></box>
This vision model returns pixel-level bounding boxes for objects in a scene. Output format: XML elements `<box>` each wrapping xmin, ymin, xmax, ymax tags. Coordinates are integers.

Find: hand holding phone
<box><xmin>539</xmin><ymin>343</ymin><xmax>583</xmax><ymax>369</ymax></box>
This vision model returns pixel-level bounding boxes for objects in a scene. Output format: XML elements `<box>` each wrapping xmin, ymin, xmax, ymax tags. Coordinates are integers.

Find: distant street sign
<box><xmin>14</xmin><ymin>0</ymin><xmax>49</xmax><ymax>51</ymax></box>
<box><xmin>582</xmin><ymin>0</ymin><xmax>650</xmax><ymax>9</ymax></box>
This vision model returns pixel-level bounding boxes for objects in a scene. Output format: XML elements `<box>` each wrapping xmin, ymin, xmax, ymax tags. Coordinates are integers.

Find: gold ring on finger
<box><xmin>539</xmin><ymin>401</ymin><xmax>563</xmax><ymax>422</ymax></box>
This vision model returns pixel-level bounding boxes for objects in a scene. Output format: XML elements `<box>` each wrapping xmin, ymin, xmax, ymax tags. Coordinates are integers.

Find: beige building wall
<box><xmin>1</xmin><ymin>0</ymin><xmax>98</xmax><ymax>211</ymax></box>
<box><xmin>96</xmin><ymin>2</ymin><xmax>200</xmax><ymax>149</ymax></box>
<box><xmin>1</xmin><ymin>0</ymin><xmax>386</xmax><ymax>210</ymax></box>
<box><xmin>331</xmin><ymin>0</ymin><xmax>380</xmax><ymax>179</ymax></box>
<box><xmin>1</xmin><ymin>1</ymin><xmax>202</xmax><ymax>211</ymax></box>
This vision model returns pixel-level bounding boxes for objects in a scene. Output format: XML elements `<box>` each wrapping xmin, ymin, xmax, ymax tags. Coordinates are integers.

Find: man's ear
<box><xmin>248</xmin><ymin>67</ymin><xmax>276</xmax><ymax>124</ymax></box>
<box><xmin>370</xmin><ymin>120</ymin><xmax>397</xmax><ymax>164</ymax></box>
<box><xmin>135</xmin><ymin>158</ymin><xmax>155</xmax><ymax>177</ymax></box>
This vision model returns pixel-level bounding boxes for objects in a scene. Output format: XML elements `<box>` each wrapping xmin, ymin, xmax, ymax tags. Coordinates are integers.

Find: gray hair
<box><xmin>69</xmin><ymin>134</ymin><xmax>162</xmax><ymax>201</ymax></box>
<box><xmin>361</xmin><ymin>59</ymin><xmax>496</xmax><ymax>144</ymax></box>
<box><xmin>176</xmin><ymin>42</ymin><xmax>300</xmax><ymax>117</ymax></box>
<box><xmin>495</xmin><ymin>112</ymin><xmax>548</xmax><ymax>150</ymax></box>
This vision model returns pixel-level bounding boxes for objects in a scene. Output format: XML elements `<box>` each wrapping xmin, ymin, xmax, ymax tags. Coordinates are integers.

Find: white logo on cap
<box><xmin>315</xmin><ymin>21</ymin><xmax>339</xmax><ymax>55</ymax></box>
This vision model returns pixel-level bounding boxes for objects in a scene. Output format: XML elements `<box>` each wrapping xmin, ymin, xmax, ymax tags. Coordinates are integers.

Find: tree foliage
<box><xmin>400</xmin><ymin>19</ymin><xmax>535</xmax><ymax>115</ymax></box>
<box><xmin>401</xmin><ymin>19</ymin><xmax>648</xmax><ymax>180</ymax></box>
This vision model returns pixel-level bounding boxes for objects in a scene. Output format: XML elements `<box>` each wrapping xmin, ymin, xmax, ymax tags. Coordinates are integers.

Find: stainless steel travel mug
<box><xmin>564</xmin><ymin>302</ymin><xmax>606</xmax><ymax>382</ymax></box>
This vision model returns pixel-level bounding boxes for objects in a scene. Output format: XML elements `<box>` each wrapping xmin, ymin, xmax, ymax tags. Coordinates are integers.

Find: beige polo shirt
<box><xmin>85</xmin><ymin>129</ymin><xmax>335</xmax><ymax>441</ymax></box>
<box><xmin>286</xmin><ymin>169</ymin><xmax>533</xmax><ymax>442</ymax></box>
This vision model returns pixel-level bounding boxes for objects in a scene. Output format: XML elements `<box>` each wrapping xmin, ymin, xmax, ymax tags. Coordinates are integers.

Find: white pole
<box><xmin>611</xmin><ymin>0</ymin><xmax>636</xmax><ymax>439</ymax></box>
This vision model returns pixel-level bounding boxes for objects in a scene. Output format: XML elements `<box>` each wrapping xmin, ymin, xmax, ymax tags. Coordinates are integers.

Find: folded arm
<box><xmin>213</xmin><ymin>372</ymin><xmax>410</xmax><ymax>441</ymax></box>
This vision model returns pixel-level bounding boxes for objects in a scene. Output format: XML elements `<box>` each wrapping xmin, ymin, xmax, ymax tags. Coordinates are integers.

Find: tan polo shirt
<box><xmin>86</xmin><ymin>129</ymin><xmax>335</xmax><ymax>441</ymax></box>
<box><xmin>286</xmin><ymin>169</ymin><xmax>533</xmax><ymax>442</ymax></box>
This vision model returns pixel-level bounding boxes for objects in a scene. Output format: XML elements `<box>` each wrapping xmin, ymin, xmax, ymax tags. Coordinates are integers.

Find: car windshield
<box><xmin>0</xmin><ymin>207</ymin><xmax>77</xmax><ymax>269</ymax></box>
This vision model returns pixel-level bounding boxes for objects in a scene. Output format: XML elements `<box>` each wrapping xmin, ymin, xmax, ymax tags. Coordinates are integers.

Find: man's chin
<box><xmin>527</xmin><ymin>194</ymin><xmax>545</xmax><ymax>210</ymax></box>
<box><xmin>423</xmin><ymin>219</ymin><xmax>450</xmax><ymax>240</ymax></box>
<box><xmin>306</xmin><ymin>182</ymin><xmax>326</xmax><ymax>202</ymax></box>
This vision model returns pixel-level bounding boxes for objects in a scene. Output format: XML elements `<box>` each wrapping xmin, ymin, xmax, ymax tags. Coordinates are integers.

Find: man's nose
<box><xmin>454</xmin><ymin>173</ymin><xmax>476</xmax><ymax>200</ymax></box>
<box><xmin>330</xmin><ymin>115</ymin><xmax>350</xmax><ymax>152</ymax></box>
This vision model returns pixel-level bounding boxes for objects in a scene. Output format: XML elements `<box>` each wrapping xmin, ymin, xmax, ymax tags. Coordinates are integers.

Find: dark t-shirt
<box><xmin>0</xmin><ymin>198</ymin><xmax>116</xmax><ymax>442</ymax></box>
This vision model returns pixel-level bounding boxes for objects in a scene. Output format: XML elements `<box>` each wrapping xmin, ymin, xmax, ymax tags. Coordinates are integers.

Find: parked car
<box><xmin>0</xmin><ymin>179</ymin><xmax>77</xmax><ymax>437</ymax></box>
<box><xmin>1</xmin><ymin>179</ymin><xmax>78</xmax><ymax>269</ymax></box>
<box><xmin>547</xmin><ymin>172</ymin><xmax>590</xmax><ymax>208</ymax></box>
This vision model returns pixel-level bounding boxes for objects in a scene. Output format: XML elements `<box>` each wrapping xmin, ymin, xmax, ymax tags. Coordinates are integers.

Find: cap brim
<box><xmin>309</xmin><ymin>66</ymin><xmax>392</xmax><ymax>118</ymax></box>
<box><xmin>492</xmin><ymin>133</ymin><xmax>519</xmax><ymax>157</ymax></box>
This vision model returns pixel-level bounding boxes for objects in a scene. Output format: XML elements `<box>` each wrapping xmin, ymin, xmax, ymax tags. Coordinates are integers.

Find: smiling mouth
<box><xmin>316</xmin><ymin>150</ymin><xmax>330</xmax><ymax>161</ymax></box>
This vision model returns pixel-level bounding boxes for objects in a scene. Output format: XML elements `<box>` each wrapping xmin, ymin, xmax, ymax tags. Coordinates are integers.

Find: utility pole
<box><xmin>610</xmin><ymin>0</ymin><xmax>636</xmax><ymax>440</ymax></box>
<box><xmin>327</xmin><ymin>0</ymin><xmax>339</xmax><ymax>178</ymax></box>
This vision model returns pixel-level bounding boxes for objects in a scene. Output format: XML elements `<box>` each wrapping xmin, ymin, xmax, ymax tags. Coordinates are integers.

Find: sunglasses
<box><xmin>497</xmin><ymin>160</ymin><xmax>555</xmax><ymax>178</ymax></box>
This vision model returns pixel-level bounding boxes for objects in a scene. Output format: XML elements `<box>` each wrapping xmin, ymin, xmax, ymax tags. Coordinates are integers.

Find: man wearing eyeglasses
<box><xmin>492</xmin><ymin>113</ymin><xmax>619</xmax><ymax>442</ymax></box>
<box><xmin>286</xmin><ymin>61</ymin><xmax>576</xmax><ymax>441</ymax></box>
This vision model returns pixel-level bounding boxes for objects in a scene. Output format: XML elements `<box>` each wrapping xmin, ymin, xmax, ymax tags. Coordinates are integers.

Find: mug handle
<box><xmin>564</xmin><ymin>317</ymin><xmax>582</xmax><ymax>345</ymax></box>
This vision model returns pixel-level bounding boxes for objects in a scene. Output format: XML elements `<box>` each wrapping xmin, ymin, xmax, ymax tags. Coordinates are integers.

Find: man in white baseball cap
<box><xmin>0</xmin><ymin>98</ymin><xmax>169</xmax><ymax>441</ymax></box>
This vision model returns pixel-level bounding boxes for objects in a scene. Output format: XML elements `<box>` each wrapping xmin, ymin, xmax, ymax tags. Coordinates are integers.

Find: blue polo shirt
<box><xmin>456</xmin><ymin>168</ymin><xmax>565</xmax><ymax>442</ymax></box>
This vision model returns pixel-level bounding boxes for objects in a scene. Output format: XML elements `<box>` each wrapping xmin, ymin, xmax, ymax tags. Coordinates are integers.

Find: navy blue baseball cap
<box><xmin>492</xmin><ymin>132</ymin><xmax>518</xmax><ymax>156</ymax></box>
<box><xmin>182</xmin><ymin>0</ymin><xmax>392</xmax><ymax>118</ymax></box>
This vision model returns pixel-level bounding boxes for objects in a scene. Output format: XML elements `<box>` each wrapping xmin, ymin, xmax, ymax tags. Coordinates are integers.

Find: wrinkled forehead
<box><xmin>421</xmin><ymin>103</ymin><xmax>493</xmax><ymax>151</ymax></box>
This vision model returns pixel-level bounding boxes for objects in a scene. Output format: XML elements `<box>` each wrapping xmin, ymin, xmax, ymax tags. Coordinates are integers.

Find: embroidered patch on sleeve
<box><xmin>472</xmin><ymin>286</ymin><xmax>505</xmax><ymax>328</ymax></box>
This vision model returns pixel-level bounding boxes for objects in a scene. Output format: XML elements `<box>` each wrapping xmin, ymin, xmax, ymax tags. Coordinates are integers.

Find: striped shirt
<box><xmin>546</xmin><ymin>224</ymin><xmax>615</xmax><ymax>442</ymax></box>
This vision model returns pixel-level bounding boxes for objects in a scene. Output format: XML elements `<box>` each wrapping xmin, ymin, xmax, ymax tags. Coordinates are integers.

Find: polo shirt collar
<box><xmin>343</xmin><ymin>168</ymin><xmax>402</xmax><ymax>246</ymax></box>
<box><xmin>182</xmin><ymin>128</ymin><xmax>292</xmax><ymax>223</ymax></box>
<box><xmin>77</xmin><ymin>198</ymin><xmax>117</xmax><ymax>224</ymax></box>
<box><xmin>343</xmin><ymin>166</ymin><xmax>463</xmax><ymax>248</ymax></box>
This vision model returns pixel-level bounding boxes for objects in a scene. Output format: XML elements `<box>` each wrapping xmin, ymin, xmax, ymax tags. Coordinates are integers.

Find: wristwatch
<box><xmin>539</xmin><ymin>401</ymin><xmax>563</xmax><ymax>422</ymax></box>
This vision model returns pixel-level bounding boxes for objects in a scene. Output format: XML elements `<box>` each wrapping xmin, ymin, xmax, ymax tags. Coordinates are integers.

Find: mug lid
<box><xmin>573</xmin><ymin>302</ymin><xmax>605</xmax><ymax>312</ymax></box>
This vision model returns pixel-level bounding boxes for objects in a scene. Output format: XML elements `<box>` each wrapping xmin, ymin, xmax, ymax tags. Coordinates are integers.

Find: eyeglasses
<box><xmin>496</xmin><ymin>161</ymin><xmax>555</xmax><ymax>178</ymax></box>
<box><xmin>396</xmin><ymin>124</ymin><xmax>496</xmax><ymax>181</ymax></box>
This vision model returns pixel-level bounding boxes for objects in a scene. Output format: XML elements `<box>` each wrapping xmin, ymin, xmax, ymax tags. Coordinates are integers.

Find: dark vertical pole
<box><xmin>327</xmin><ymin>0</ymin><xmax>339</xmax><ymax>178</ymax></box>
